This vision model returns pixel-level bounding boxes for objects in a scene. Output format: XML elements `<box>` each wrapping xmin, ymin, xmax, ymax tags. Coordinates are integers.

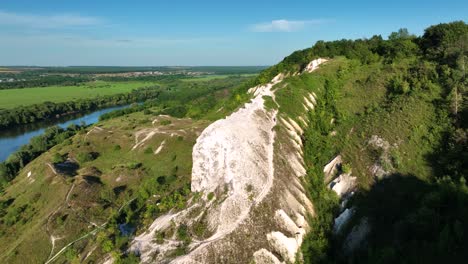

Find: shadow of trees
<box><xmin>332</xmin><ymin>174</ymin><xmax>468</xmax><ymax>264</ymax></box>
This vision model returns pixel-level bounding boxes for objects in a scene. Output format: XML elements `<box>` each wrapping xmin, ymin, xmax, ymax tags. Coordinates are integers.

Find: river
<box><xmin>0</xmin><ymin>104</ymin><xmax>131</xmax><ymax>162</ymax></box>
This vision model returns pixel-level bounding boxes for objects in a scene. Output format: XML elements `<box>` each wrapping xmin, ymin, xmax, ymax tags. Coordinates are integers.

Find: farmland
<box><xmin>0</xmin><ymin>81</ymin><xmax>158</xmax><ymax>109</ymax></box>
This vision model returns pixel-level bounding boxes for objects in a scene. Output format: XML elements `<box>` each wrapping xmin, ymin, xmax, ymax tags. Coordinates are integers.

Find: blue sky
<box><xmin>0</xmin><ymin>0</ymin><xmax>467</xmax><ymax>66</ymax></box>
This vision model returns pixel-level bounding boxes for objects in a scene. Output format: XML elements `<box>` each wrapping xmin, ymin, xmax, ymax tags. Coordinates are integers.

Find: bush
<box><xmin>342</xmin><ymin>163</ymin><xmax>352</xmax><ymax>174</ymax></box>
<box><xmin>144</xmin><ymin>147</ymin><xmax>153</xmax><ymax>154</ymax></box>
<box><xmin>76</xmin><ymin>152</ymin><xmax>98</xmax><ymax>163</ymax></box>
<box><xmin>389</xmin><ymin>76</ymin><xmax>410</xmax><ymax>94</ymax></box>
<box><xmin>160</xmin><ymin>120</ymin><xmax>172</xmax><ymax>125</ymax></box>
<box><xmin>207</xmin><ymin>192</ymin><xmax>215</xmax><ymax>200</ymax></box>
<box><xmin>126</xmin><ymin>162</ymin><xmax>142</xmax><ymax>170</ymax></box>
<box><xmin>156</xmin><ymin>176</ymin><xmax>167</xmax><ymax>185</ymax></box>
<box><xmin>177</xmin><ymin>224</ymin><xmax>191</xmax><ymax>243</ymax></box>
<box><xmin>52</xmin><ymin>153</ymin><xmax>66</xmax><ymax>164</ymax></box>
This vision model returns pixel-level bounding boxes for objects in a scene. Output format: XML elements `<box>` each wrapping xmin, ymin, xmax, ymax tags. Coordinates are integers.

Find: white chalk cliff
<box><xmin>131</xmin><ymin>59</ymin><xmax>328</xmax><ymax>263</ymax></box>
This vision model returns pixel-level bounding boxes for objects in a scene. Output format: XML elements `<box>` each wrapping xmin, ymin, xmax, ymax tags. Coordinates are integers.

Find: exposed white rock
<box><xmin>368</xmin><ymin>135</ymin><xmax>390</xmax><ymax>150</ymax></box>
<box><xmin>154</xmin><ymin>140</ymin><xmax>166</xmax><ymax>155</ymax></box>
<box><xmin>253</xmin><ymin>248</ymin><xmax>284</xmax><ymax>264</ymax></box>
<box><xmin>295</xmin><ymin>213</ymin><xmax>307</xmax><ymax>229</ymax></box>
<box><xmin>298</xmin><ymin>116</ymin><xmax>309</xmax><ymax>128</ymax></box>
<box><xmin>303</xmin><ymin>58</ymin><xmax>328</xmax><ymax>73</ymax></box>
<box><xmin>304</xmin><ymin>97</ymin><xmax>315</xmax><ymax>111</ymax></box>
<box><xmin>308</xmin><ymin>93</ymin><xmax>317</xmax><ymax>105</ymax></box>
<box><xmin>275</xmin><ymin>209</ymin><xmax>302</xmax><ymax>236</ymax></box>
<box><xmin>288</xmin><ymin>154</ymin><xmax>307</xmax><ymax>177</ymax></box>
<box><xmin>323</xmin><ymin>155</ymin><xmax>342</xmax><ymax>181</ymax></box>
<box><xmin>86</xmin><ymin>126</ymin><xmax>104</xmax><ymax>136</ymax></box>
<box><xmin>267</xmin><ymin>231</ymin><xmax>299</xmax><ymax>263</ymax></box>
<box><xmin>287</xmin><ymin>117</ymin><xmax>303</xmax><ymax>135</ymax></box>
<box><xmin>329</xmin><ymin>173</ymin><xmax>357</xmax><ymax>197</ymax></box>
<box><xmin>130</xmin><ymin>59</ymin><xmax>329</xmax><ymax>263</ymax></box>
<box><xmin>132</xmin><ymin>130</ymin><xmax>157</xmax><ymax>150</ymax></box>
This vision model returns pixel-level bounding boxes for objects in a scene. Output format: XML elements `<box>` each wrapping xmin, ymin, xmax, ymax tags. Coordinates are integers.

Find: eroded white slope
<box><xmin>130</xmin><ymin>59</ymin><xmax>328</xmax><ymax>264</ymax></box>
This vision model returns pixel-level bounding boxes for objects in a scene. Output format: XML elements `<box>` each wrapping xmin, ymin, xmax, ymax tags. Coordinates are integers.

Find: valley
<box><xmin>0</xmin><ymin>15</ymin><xmax>466</xmax><ymax>264</ymax></box>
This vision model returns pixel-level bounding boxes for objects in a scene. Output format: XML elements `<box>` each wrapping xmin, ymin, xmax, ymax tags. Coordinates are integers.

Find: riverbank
<box><xmin>0</xmin><ymin>104</ymin><xmax>131</xmax><ymax>162</ymax></box>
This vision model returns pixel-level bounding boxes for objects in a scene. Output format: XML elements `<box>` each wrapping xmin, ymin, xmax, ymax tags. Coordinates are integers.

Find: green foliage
<box><xmin>263</xmin><ymin>95</ymin><xmax>278</xmax><ymax>111</ymax></box>
<box><xmin>144</xmin><ymin>147</ymin><xmax>153</xmax><ymax>154</ymax></box>
<box><xmin>388</xmin><ymin>75</ymin><xmax>410</xmax><ymax>94</ymax></box>
<box><xmin>207</xmin><ymin>192</ymin><xmax>215</xmax><ymax>200</ymax></box>
<box><xmin>338</xmin><ymin>175</ymin><xmax>468</xmax><ymax>263</ymax></box>
<box><xmin>0</xmin><ymin>84</ymin><xmax>162</xmax><ymax>129</ymax></box>
<box><xmin>192</xmin><ymin>220</ymin><xmax>208</xmax><ymax>238</ymax></box>
<box><xmin>160</xmin><ymin>120</ymin><xmax>172</xmax><ymax>125</ymax></box>
<box><xmin>298</xmin><ymin>21</ymin><xmax>468</xmax><ymax>263</ymax></box>
<box><xmin>342</xmin><ymin>163</ymin><xmax>352</xmax><ymax>174</ymax></box>
<box><xmin>154</xmin><ymin>231</ymin><xmax>165</xmax><ymax>244</ymax></box>
<box><xmin>301</xmin><ymin>74</ymin><xmax>341</xmax><ymax>263</ymax></box>
<box><xmin>76</xmin><ymin>152</ymin><xmax>98</xmax><ymax>163</ymax></box>
<box><xmin>101</xmin><ymin>239</ymin><xmax>114</xmax><ymax>253</ymax></box>
<box><xmin>116</xmin><ymin>252</ymin><xmax>140</xmax><ymax>264</ymax></box>
<box><xmin>421</xmin><ymin>21</ymin><xmax>468</xmax><ymax>64</ymax></box>
<box><xmin>64</xmin><ymin>247</ymin><xmax>78</xmax><ymax>261</ymax></box>
<box><xmin>126</xmin><ymin>162</ymin><xmax>142</xmax><ymax>170</ymax></box>
<box><xmin>0</xmin><ymin>125</ymin><xmax>83</xmax><ymax>184</ymax></box>
<box><xmin>176</xmin><ymin>224</ymin><xmax>191</xmax><ymax>243</ymax></box>
<box><xmin>52</xmin><ymin>153</ymin><xmax>66</xmax><ymax>164</ymax></box>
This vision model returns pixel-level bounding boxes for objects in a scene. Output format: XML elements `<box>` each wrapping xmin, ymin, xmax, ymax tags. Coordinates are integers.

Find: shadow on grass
<box><xmin>333</xmin><ymin>174</ymin><xmax>468</xmax><ymax>264</ymax></box>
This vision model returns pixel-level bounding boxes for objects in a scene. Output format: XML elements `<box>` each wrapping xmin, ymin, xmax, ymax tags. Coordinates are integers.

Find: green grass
<box><xmin>270</xmin><ymin>57</ymin><xmax>450</xmax><ymax>262</ymax></box>
<box><xmin>0</xmin><ymin>81</ymin><xmax>158</xmax><ymax>109</ymax></box>
<box><xmin>0</xmin><ymin>109</ymin><xmax>210</xmax><ymax>263</ymax></box>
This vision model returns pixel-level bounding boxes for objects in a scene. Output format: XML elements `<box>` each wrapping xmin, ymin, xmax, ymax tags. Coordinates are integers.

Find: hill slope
<box><xmin>0</xmin><ymin>21</ymin><xmax>466</xmax><ymax>264</ymax></box>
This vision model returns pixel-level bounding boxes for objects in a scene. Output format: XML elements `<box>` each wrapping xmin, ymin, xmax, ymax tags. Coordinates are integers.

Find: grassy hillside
<box><xmin>0</xmin><ymin>70</ymin><xmax>251</xmax><ymax>263</ymax></box>
<box><xmin>0</xmin><ymin>21</ymin><xmax>465</xmax><ymax>263</ymax></box>
<box><xmin>0</xmin><ymin>108</ymin><xmax>210</xmax><ymax>263</ymax></box>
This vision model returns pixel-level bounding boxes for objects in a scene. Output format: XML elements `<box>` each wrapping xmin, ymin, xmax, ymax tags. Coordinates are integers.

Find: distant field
<box><xmin>181</xmin><ymin>73</ymin><xmax>257</xmax><ymax>82</ymax></box>
<box><xmin>0</xmin><ymin>81</ymin><xmax>158</xmax><ymax>109</ymax></box>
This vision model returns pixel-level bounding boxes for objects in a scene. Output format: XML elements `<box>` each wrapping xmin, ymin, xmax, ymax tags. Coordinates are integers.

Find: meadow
<box><xmin>0</xmin><ymin>81</ymin><xmax>158</xmax><ymax>109</ymax></box>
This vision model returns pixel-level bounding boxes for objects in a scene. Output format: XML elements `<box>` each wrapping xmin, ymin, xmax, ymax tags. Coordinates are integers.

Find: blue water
<box><xmin>0</xmin><ymin>104</ymin><xmax>130</xmax><ymax>162</ymax></box>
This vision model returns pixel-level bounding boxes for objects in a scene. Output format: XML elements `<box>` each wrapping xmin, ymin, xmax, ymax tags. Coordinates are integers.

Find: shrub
<box><xmin>207</xmin><ymin>192</ymin><xmax>215</xmax><ymax>200</ymax></box>
<box><xmin>154</xmin><ymin>231</ymin><xmax>165</xmax><ymax>244</ymax></box>
<box><xmin>52</xmin><ymin>153</ymin><xmax>66</xmax><ymax>164</ymax></box>
<box><xmin>126</xmin><ymin>162</ymin><xmax>142</xmax><ymax>170</ymax></box>
<box><xmin>177</xmin><ymin>224</ymin><xmax>191</xmax><ymax>243</ymax></box>
<box><xmin>156</xmin><ymin>176</ymin><xmax>167</xmax><ymax>185</ymax></box>
<box><xmin>342</xmin><ymin>163</ymin><xmax>352</xmax><ymax>174</ymax></box>
<box><xmin>144</xmin><ymin>147</ymin><xmax>153</xmax><ymax>154</ymax></box>
<box><xmin>389</xmin><ymin>76</ymin><xmax>410</xmax><ymax>94</ymax></box>
<box><xmin>160</xmin><ymin>120</ymin><xmax>172</xmax><ymax>125</ymax></box>
<box><xmin>76</xmin><ymin>152</ymin><xmax>98</xmax><ymax>163</ymax></box>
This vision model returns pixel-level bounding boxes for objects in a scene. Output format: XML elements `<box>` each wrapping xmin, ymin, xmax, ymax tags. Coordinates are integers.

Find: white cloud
<box><xmin>250</xmin><ymin>19</ymin><xmax>327</xmax><ymax>32</ymax></box>
<box><xmin>0</xmin><ymin>10</ymin><xmax>102</xmax><ymax>28</ymax></box>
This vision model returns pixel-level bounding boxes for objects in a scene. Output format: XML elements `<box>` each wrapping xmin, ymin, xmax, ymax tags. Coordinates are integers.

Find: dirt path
<box><xmin>45</xmin><ymin>183</ymin><xmax>75</xmax><ymax>260</ymax></box>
